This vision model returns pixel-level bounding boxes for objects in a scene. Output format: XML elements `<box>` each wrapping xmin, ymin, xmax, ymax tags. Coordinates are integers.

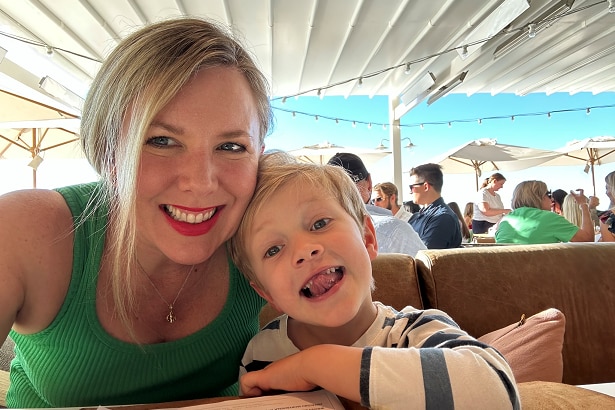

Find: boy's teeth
<box><xmin>165</xmin><ymin>205</ymin><xmax>215</xmax><ymax>224</ymax></box>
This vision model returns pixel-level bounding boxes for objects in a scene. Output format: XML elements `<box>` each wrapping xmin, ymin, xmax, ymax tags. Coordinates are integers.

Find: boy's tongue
<box><xmin>304</xmin><ymin>269</ymin><xmax>343</xmax><ymax>298</ymax></box>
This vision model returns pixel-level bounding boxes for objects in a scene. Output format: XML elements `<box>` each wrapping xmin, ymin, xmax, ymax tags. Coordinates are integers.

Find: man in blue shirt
<box><xmin>408</xmin><ymin>163</ymin><xmax>462</xmax><ymax>249</ymax></box>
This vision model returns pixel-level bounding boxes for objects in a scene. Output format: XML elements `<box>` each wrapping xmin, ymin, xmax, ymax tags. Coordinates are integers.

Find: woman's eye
<box><xmin>311</xmin><ymin>218</ymin><xmax>330</xmax><ymax>231</ymax></box>
<box><xmin>219</xmin><ymin>142</ymin><xmax>246</xmax><ymax>153</ymax></box>
<box><xmin>264</xmin><ymin>245</ymin><xmax>281</xmax><ymax>258</ymax></box>
<box><xmin>146</xmin><ymin>136</ymin><xmax>176</xmax><ymax>148</ymax></box>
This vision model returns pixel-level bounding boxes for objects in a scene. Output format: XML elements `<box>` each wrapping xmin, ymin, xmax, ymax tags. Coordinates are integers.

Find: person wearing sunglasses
<box><xmin>408</xmin><ymin>163</ymin><xmax>462</xmax><ymax>249</ymax></box>
<box><xmin>328</xmin><ymin>153</ymin><xmax>425</xmax><ymax>256</ymax></box>
<box><xmin>373</xmin><ymin>181</ymin><xmax>412</xmax><ymax>222</ymax></box>
<box><xmin>495</xmin><ymin>180</ymin><xmax>595</xmax><ymax>244</ymax></box>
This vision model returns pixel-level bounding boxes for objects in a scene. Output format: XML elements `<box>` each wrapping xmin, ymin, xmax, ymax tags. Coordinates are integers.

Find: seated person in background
<box><xmin>562</xmin><ymin>194</ymin><xmax>582</xmax><ymax>227</ymax></box>
<box><xmin>449</xmin><ymin>201</ymin><xmax>473</xmax><ymax>243</ymax></box>
<box><xmin>472</xmin><ymin>173</ymin><xmax>511</xmax><ymax>234</ymax></box>
<box><xmin>229</xmin><ymin>152</ymin><xmax>519</xmax><ymax>409</ymax></box>
<box><xmin>328</xmin><ymin>153</ymin><xmax>426</xmax><ymax>256</ymax></box>
<box><xmin>373</xmin><ymin>181</ymin><xmax>412</xmax><ymax>222</ymax></box>
<box><xmin>408</xmin><ymin>163</ymin><xmax>462</xmax><ymax>249</ymax></box>
<box><xmin>495</xmin><ymin>180</ymin><xmax>594</xmax><ymax>244</ymax></box>
<box><xmin>550</xmin><ymin>189</ymin><xmax>567</xmax><ymax>215</ymax></box>
<box><xmin>403</xmin><ymin>200</ymin><xmax>421</xmax><ymax>214</ymax></box>
<box><xmin>463</xmin><ymin>201</ymin><xmax>474</xmax><ymax>230</ymax></box>
<box><xmin>598</xmin><ymin>170</ymin><xmax>615</xmax><ymax>242</ymax></box>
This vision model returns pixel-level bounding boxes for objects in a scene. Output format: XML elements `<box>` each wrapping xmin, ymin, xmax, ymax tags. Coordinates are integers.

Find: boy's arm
<box><xmin>240</xmin><ymin>344</ymin><xmax>362</xmax><ymax>402</ymax></box>
<box><xmin>240</xmin><ymin>308</ymin><xmax>519</xmax><ymax>409</ymax></box>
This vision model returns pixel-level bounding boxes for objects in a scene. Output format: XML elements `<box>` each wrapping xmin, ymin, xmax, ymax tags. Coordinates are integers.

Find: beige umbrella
<box><xmin>538</xmin><ymin>136</ymin><xmax>615</xmax><ymax>196</ymax></box>
<box><xmin>287</xmin><ymin>141</ymin><xmax>392</xmax><ymax>166</ymax></box>
<box><xmin>429</xmin><ymin>139</ymin><xmax>563</xmax><ymax>191</ymax></box>
<box><xmin>0</xmin><ymin>89</ymin><xmax>82</xmax><ymax>188</ymax></box>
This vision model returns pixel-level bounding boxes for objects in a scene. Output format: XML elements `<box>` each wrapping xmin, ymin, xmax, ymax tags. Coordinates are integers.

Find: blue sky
<box><xmin>266</xmin><ymin>91</ymin><xmax>615</xmax><ymax>207</ymax></box>
<box><xmin>2</xmin><ymin>91</ymin><xmax>614</xmax><ymax>209</ymax></box>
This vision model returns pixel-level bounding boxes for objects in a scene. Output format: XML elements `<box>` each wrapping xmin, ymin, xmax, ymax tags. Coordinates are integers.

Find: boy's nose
<box><xmin>294</xmin><ymin>246</ymin><xmax>322</xmax><ymax>266</ymax></box>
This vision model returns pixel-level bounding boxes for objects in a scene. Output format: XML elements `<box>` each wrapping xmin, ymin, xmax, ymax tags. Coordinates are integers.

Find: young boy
<box><xmin>229</xmin><ymin>152</ymin><xmax>519</xmax><ymax>409</ymax></box>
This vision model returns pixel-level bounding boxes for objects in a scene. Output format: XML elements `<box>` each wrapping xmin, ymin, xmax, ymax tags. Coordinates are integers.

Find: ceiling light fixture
<box><xmin>427</xmin><ymin>71</ymin><xmax>468</xmax><ymax>105</ymax></box>
<box><xmin>39</xmin><ymin>76</ymin><xmax>85</xmax><ymax>110</ymax></box>
<box><xmin>395</xmin><ymin>72</ymin><xmax>436</xmax><ymax>119</ymax></box>
<box><xmin>457</xmin><ymin>0</ymin><xmax>530</xmax><ymax>60</ymax></box>
<box><xmin>494</xmin><ymin>0</ymin><xmax>575</xmax><ymax>59</ymax></box>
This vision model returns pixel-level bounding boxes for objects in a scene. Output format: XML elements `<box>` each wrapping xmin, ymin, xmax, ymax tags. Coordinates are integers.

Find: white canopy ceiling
<box><xmin>0</xmin><ymin>0</ymin><xmax>613</xmax><ymax>110</ymax></box>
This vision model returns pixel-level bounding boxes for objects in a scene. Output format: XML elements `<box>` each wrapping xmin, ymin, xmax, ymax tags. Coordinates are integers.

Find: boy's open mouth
<box><xmin>300</xmin><ymin>267</ymin><xmax>344</xmax><ymax>298</ymax></box>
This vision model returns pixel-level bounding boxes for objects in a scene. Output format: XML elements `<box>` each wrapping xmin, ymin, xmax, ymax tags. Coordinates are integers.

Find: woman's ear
<box><xmin>249</xmin><ymin>281</ymin><xmax>281</xmax><ymax>311</ymax></box>
<box><xmin>363</xmin><ymin>215</ymin><xmax>378</xmax><ymax>260</ymax></box>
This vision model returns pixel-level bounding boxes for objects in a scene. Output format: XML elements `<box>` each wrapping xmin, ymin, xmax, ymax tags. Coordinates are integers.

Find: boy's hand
<box><xmin>240</xmin><ymin>353</ymin><xmax>318</xmax><ymax>397</ymax></box>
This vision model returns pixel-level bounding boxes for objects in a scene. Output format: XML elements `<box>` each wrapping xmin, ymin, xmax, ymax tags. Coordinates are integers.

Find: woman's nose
<box><xmin>177</xmin><ymin>152</ymin><xmax>218</xmax><ymax>193</ymax></box>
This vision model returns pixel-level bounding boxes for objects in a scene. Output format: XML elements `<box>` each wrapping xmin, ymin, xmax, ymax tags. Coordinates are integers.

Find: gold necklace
<box><xmin>137</xmin><ymin>261</ymin><xmax>195</xmax><ymax>323</ymax></box>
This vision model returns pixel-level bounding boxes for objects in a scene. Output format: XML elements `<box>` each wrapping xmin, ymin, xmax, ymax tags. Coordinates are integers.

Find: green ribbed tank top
<box><xmin>7</xmin><ymin>182</ymin><xmax>265</xmax><ymax>408</ymax></box>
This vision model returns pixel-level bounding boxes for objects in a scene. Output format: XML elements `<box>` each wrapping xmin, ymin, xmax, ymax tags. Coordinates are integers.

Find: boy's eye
<box><xmin>219</xmin><ymin>142</ymin><xmax>246</xmax><ymax>152</ymax></box>
<box><xmin>311</xmin><ymin>218</ymin><xmax>330</xmax><ymax>231</ymax></box>
<box><xmin>264</xmin><ymin>245</ymin><xmax>282</xmax><ymax>258</ymax></box>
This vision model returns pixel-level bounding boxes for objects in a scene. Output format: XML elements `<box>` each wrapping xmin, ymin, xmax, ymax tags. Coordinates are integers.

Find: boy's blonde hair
<box><xmin>229</xmin><ymin>151</ymin><xmax>369</xmax><ymax>287</ymax></box>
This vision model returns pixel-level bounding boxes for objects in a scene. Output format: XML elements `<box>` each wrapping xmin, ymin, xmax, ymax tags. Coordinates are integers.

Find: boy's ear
<box><xmin>249</xmin><ymin>281</ymin><xmax>282</xmax><ymax>312</ymax></box>
<box><xmin>363</xmin><ymin>215</ymin><xmax>378</xmax><ymax>260</ymax></box>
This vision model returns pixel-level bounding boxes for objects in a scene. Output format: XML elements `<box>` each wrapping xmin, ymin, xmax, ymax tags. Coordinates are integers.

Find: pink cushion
<box><xmin>478</xmin><ymin>308</ymin><xmax>565</xmax><ymax>383</ymax></box>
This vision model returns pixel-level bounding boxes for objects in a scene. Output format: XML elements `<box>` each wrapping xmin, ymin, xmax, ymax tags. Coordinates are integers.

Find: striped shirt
<box><xmin>241</xmin><ymin>302</ymin><xmax>519</xmax><ymax>410</ymax></box>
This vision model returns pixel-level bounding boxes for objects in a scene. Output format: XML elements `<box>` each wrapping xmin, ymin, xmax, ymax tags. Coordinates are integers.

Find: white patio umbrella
<box><xmin>538</xmin><ymin>136</ymin><xmax>615</xmax><ymax>196</ymax></box>
<box><xmin>287</xmin><ymin>141</ymin><xmax>391</xmax><ymax>166</ymax></box>
<box><xmin>0</xmin><ymin>118</ymin><xmax>83</xmax><ymax>188</ymax></box>
<box><xmin>429</xmin><ymin>139</ymin><xmax>563</xmax><ymax>191</ymax></box>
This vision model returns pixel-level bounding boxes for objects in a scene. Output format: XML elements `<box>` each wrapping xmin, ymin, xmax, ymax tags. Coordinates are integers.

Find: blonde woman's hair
<box><xmin>80</xmin><ymin>17</ymin><xmax>272</xmax><ymax>332</ymax></box>
<box><xmin>511</xmin><ymin>180</ymin><xmax>548</xmax><ymax>210</ymax></box>
<box><xmin>562</xmin><ymin>194</ymin><xmax>582</xmax><ymax>227</ymax></box>
<box><xmin>229</xmin><ymin>151</ymin><xmax>369</xmax><ymax>289</ymax></box>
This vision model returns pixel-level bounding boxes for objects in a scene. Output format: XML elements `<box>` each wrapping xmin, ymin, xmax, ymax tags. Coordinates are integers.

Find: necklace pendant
<box><xmin>166</xmin><ymin>307</ymin><xmax>176</xmax><ymax>323</ymax></box>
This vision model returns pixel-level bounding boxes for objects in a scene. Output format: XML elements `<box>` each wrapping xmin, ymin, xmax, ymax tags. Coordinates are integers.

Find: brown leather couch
<box><xmin>3</xmin><ymin>242</ymin><xmax>614</xmax><ymax>407</ymax></box>
<box><xmin>262</xmin><ymin>242</ymin><xmax>615</xmax><ymax>386</ymax></box>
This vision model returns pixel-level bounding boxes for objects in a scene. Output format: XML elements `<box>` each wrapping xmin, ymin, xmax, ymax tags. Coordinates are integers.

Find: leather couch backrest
<box><xmin>415</xmin><ymin>242</ymin><xmax>615</xmax><ymax>385</ymax></box>
<box><xmin>260</xmin><ymin>253</ymin><xmax>424</xmax><ymax>327</ymax></box>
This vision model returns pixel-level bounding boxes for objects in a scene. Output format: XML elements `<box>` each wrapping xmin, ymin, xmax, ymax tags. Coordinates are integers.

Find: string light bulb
<box><xmin>586</xmin><ymin>108</ymin><xmax>591</xmax><ymax>115</ymax></box>
<box><xmin>281</xmin><ymin>96</ymin><xmax>287</xmax><ymax>104</ymax></box>
<box><xmin>527</xmin><ymin>23</ymin><xmax>537</xmax><ymax>38</ymax></box>
<box><xmin>477</xmin><ymin>118</ymin><xmax>482</xmax><ymax>124</ymax></box>
<box><xmin>608</xmin><ymin>0</ymin><xmax>615</xmax><ymax>13</ymax></box>
<box><xmin>461</xmin><ymin>45</ymin><xmax>468</xmax><ymax>58</ymax></box>
<box><xmin>45</xmin><ymin>45</ymin><xmax>54</xmax><ymax>56</ymax></box>
<box><xmin>358</xmin><ymin>77</ymin><xmax>363</xmax><ymax>88</ymax></box>
<box><xmin>547</xmin><ymin>112</ymin><xmax>551</xmax><ymax>118</ymax></box>
<box><xmin>404</xmin><ymin>63</ymin><xmax>411</xmax><ymax>74</ymax></box>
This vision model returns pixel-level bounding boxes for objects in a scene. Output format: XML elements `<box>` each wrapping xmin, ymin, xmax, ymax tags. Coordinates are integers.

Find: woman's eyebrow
<box><xmin>149</xmin><ymin>120</ymin><xmax>184</xmax><ymax>135</ymax></box>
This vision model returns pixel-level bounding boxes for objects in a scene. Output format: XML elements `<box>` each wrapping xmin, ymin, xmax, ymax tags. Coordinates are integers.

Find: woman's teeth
<box><xmin>165</xmin><ymin>205</ymin><xmax>215</xmax><ymax>223</ymax></box>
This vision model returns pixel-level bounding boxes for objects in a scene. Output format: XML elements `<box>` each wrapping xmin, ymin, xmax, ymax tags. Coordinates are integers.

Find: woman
<box><xmin>495</xmin><ymin>181</ymin><xmax>594</xmax><ymax>244</ymax></box>
<box><xmin>472</xmin><ymin>173</ymin><xmax>511</xmax><ymax>234</ymax></box>
<box><xmin>0</xmin><ymin>18</ymin><xmax>272</xmax><ymax>407</ymax></box>
<box><xmin>598</xmin><ymin>170</ymin><xmax>615</xmax><ymax>242</ymax></box>
<box><xmin>463</xmin><ymin>202</ymin><xmax>473</xmax><ymax>230</ymax></box>
<box><xmin>449</xmin><ymin>201</ymin><xmax>473</xmax><ymax>243</ymax></box>
<box><xmin>562</xmin><ymin>193</ymin><xmax>582</xmax><ymax>227</ymax></box>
